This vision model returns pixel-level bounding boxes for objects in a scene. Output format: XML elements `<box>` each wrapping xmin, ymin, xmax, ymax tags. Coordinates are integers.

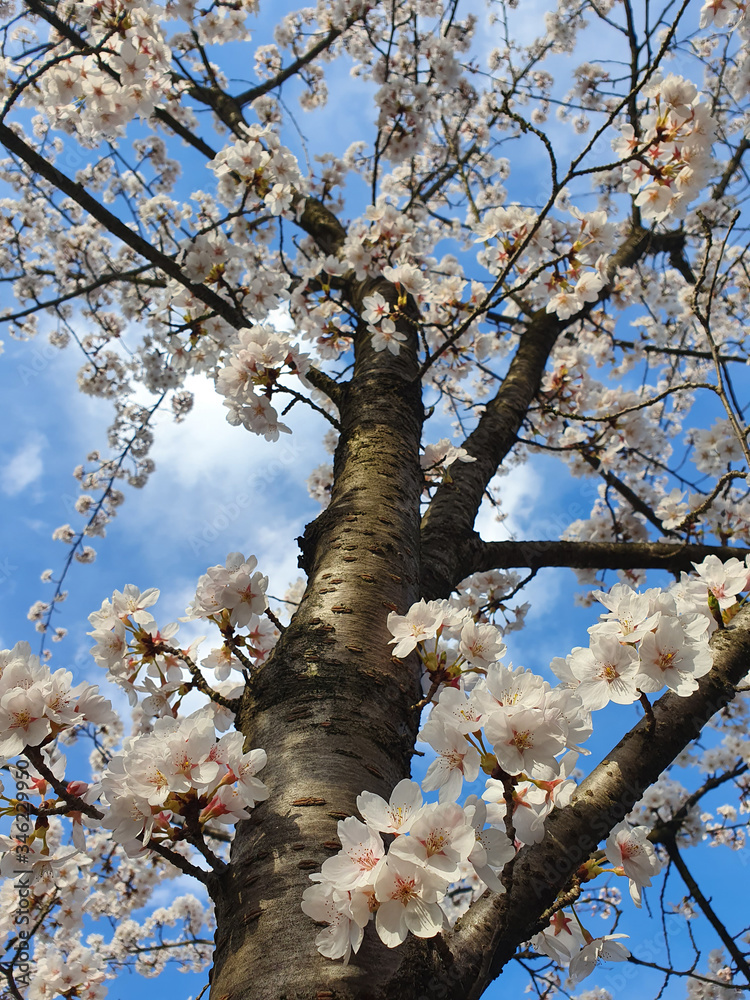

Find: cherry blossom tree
<box><xmin>2</xmin><ymin>0</ymin><xmax>750</xmax><ymax>999</ymax></box>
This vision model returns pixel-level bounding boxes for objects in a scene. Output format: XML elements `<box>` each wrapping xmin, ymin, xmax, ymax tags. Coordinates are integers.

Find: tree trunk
<box><xmin>208</xmin><ymin>303</ymin><xmax>447</xmax><ymax>998</ymax></box>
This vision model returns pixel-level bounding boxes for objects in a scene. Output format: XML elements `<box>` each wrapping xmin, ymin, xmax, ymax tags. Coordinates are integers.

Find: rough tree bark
<box><xmin>208</xmin><ymin>288</ymin><xmax>445</xmax><ymax>999</ymax></box>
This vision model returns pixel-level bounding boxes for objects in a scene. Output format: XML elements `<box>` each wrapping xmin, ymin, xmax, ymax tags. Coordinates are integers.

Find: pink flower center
<box><xmin>511</xmin><ymin>729</ymin><xmax>533</xmax><ymax>751</ymax></box>
<box><xmin>352</xmin><ymin>848</ymin><xmax>379</xmax><ymax>870</ymax></box>
<box><xmin>394</xmin><ymin>876</ymin><xmax>418</xmax><ymax>903</ymax></box>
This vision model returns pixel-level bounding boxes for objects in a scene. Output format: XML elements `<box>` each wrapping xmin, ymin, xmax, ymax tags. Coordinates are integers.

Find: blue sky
<box><xmin>1</xmin><ymin>0</ymin><xmax>749</xmax><ymax>997</ymax></box>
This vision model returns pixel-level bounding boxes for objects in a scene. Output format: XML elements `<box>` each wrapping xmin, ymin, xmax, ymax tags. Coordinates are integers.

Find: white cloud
<box><xmin>139</xmin><ymin>873</ymin><xmax>211</xmax><ymax>913</ymax></box>
<box><xmin>474</xmin><ymin>462</ymin><xmax>544</xmax><ymax>541</ymax></box>
<box><xmin>60</xmin><ymin>370</ymin><xmax>330</xmax><ymax>619</ymax></box>
<box><xmin>135</xmin><ymin>374</ymin><xmax>326</xmax><ymax>494</ymax></box>
<box><xmin>0</xmin><ymin>432</ymin><xmax>46</xmax><ymax>496</ymax></box>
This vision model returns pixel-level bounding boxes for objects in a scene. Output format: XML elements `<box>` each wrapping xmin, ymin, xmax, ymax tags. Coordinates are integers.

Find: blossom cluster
<box><xmin>183</xmin><ymin>551</ymin><xmax>270</xmax><ymax>628</ymax></box>
<box><xmin>0</xmin><ymin>552</ymin><xmax>277</xmax><ymax>990</ymax></box>
<box><xmin>0</xmin><ymin>640</ymin><xmax>115</xmax><ymax>762</ymax></box>
<box><xmin>24</xmin><ymin>943</ymin><xmax>107</xmax><ymax>1000</ymax></box>
<box><xmin>612</xmin><ymin>73</ymin><xmax>717</xmax><ymax>223</ymax></box>
<box><xmin>0</xmin><ymin>716</ymin><xmax>224</xmax><ymax>988</ymax></box>
<box><xmin>453</xmin><ymin>569</ymin><xmax>532</xmax><ymax>635</ymax></box>
<box><xmin>360</xmin><ymin>262</ymin><xmax>433</xmax><ymax>354</ymax></box>
<box><xmin>97</xmin><ymin>714</ymin><xmax>268</xmax><ymax>853</ymax></box>
<box><xmin>469</xmin><ymin>201</ymin><xmax>615</xmax><ymax>322</ymax></box>
<box><xmin>0</xmin><ymin>798</ymin><xmax>213</xmax><ymax>996</ymax></box>
<box><xmin>214</xmin><ymin>325</ymin><xmax>310</xmax><ymax>440</ymax></box>
<box><xmin>88</xmin><ymin>553</ymin><xmax>276</xmax><ymax>709</ymax></box>
<box><xmin>301</xmin><ymin>781</ymin><xmax>514</xmax><ymax>962</ymax></box>
<box><xmin>551</xmin><ymin>586</ymin><xmax>712</xmax><ymax>704</ymax></box>
<box><xmin>1</xmin><ymin>554</ymin><xmax>275</xmax><ymax>873</ymax></box>
<box><xmin>381</xmin><ymin>597</ymin><xmax>594</xmax><ymax>895</ymax></box>
<box><xmin>303</xmin><ymin>554</ymin><xmax>750</xmax><ymax>981</ymax></box>
<box><xmin>208</xmin><ymin>124</ymin><xmax>303</xmax><ymax>215</ymax></box>
<box><xmin>37</xmin><ymin>13</ymin><xmax>176</xmax><ymax>142</ymax></box>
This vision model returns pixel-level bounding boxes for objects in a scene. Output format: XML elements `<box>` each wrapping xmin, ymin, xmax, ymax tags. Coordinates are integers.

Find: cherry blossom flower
<box><xmin>483</xmin><ymin>754</ymin><xmax>578</xmax><ymax>846</ymax></box>
<box><xmin>590</xmin><ymin>583</ymin><xmax>660</xmax><ymax>642</ymax></box>
<box><xmin>655</xmin><ymin>487</ymin><xmax>689</xmax><ymax>529</ymax></box>
<box><xmin>636</xmin><ymin>619</ymin><xmax>712</xmax><ymax>696</ymax></box>
<box><xmin>0</xmin><ymin>835</ymin><xmax>83</xmax><ymax>883</ymax></box>
<box><xmin>184</xmin><ymin>553</ymin><xmax>269</xmax><ymax>625</ymax></box>
<box><xmin>88</xmin><ymin>621</ymin><xmax>128</xmax><ymax>671</ymax></box>
<box><xmin>373</xmin><ymin>856</ymin><xmax>448</xmax><ymax>947</ymax></box>
<box><xmin>320</xmin><ymin>818</ymin><xmax>386</xmax><ymax>890</ymax></box>
<box><xmin>220</xmin><ymin>565</ymin><xmax>269</xmax><ymax>627</ymax></box>
<box><xmin>382</xmin><ymin>263</ymin><xmax>428</xmax><ymax>298</ymax></box>
<box><xmin>574</xmin><ymin>270</ymin><xmax>604</xmax><ymax>304</ymax></box>
<box><xmin>485</xmin><ymin>706</ymin><xmax>566</xmax><ymax>779</ymax></box>
<box><xmin>532</xmin><ymin>910</ymin><xmax>586</xmax><ymax>964</ymax></box>
<box><xmin>212</xmin><ymin>735</ymin><xmax>269</xmax><ymax>805</ymax></box>
<box><xmin>199</xmin><ymin>784</ymin><xmax>252</xmax><ymax>825</ymax></box>
<box><xmin>362</xmin><ymin>292</ymin><xmax>390</xmax><ymax>324</ymax></box>
<box><xmin>546</xmin><ymin>288</ymin><xmax>582</xmax><ymax>320</ymax></box>
<box><xmin>567</xmin><ymin>934</ymin><xmax>630</xmax><ymax>985</ymax></box>
<box><xmin>564</xmin><ymin>635</ymin><xmax>640</xmax><ymax>709</ymax></box>
<box><xmin>389</xmin><ymin>801</ymin><xmax>475</xmax><ymax>878</ymax></box>
<box><xmin>458</xmin><ymin>619</ymin><xmax>507</xmax><ymax>669</ymax></box>
<box><xmin>421</xmin><ymin>440</ymin><xmax>477</xmax><ymax>487</ymax></box>
<box><xmin>111</xmin><ymin>585</ymin><xmax>159</xmax><ymax>626</ymax></box>
<box><xmin>699</xmin><ymin>0</ymin><xmax>742</xmax><ymax>28</ymax></box>
<box><xmin>463</xmin><ymin>796</ymin><xmax>515</xmax><ymax>892</ymax></box>
<box><xmin>356</xmin><ymin>779</ymin><xmax>423</xmax><ymax>835</ymax></box>
<box><xmin>301</xmin><ymin>883</ymin><xmax>366</xmax><ymax>963</ymax></box>
<box><xmin>691</xmin><ymin>554</ymin><xmax>748</xmax><ymax>610</ymax></box>
<box><xmin>428</xmin><ymin>685</ymin><xmax>487</xmax><ymax>735</ymax></box>
<box><xmin>370</xmin><ymin>318</ymin><xmax>407</xmax><ymax>354</ymax></box>
<box><xmin>418</xmin><ymin>720</ymin><xmax>481</xmax><ymax>802</ymax></box>
<box><xmin>604</xmin><ymin>822</ymin><xmax>661</xmax><ymax>907</ymax></box>
<box><xmin>387</xmin><ymin>600</ymin><xmax>441</xmax><ymax>657</ymax></box>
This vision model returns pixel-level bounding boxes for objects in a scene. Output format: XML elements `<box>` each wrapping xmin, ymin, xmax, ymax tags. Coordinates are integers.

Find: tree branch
<box><xmin>450</xmin><ymin>538</ymin><xmax>750</xmax><ymax>586</ymax></box>
<box><xmin>627</xmin><ymin>955</ymin><xmax>748</xmax><ymax>989</ymax></box>
<box><xmin>582</xmin><ymin>452</ymin><xmax>675</xmax><ymax>536</ymax></box>
<box><xmin>305</xmin><ymin>362</ymin><xmax>346</xmax><ymax>409</ymax></box>
<box><xmin>294</xmin><ymin>192</ymin><xmax>348</xmax><ymax>257</ymax></box>
<box><xmin>443</xmin><ymin>603</ymin><xmax>750</xmax><ymax>1000</ymax></box>
<box><xmin>0</xmin><ymin>122</ymin><xmax>248</xmax><ymax>332</ymax></box>
<box><xmin>662</xmin><ymin>834</ymin><xmax>750</xmax><ymax>982</ymax></box>
<box><xmin>713</xmin><ymin>137</ymin><xmax>750</xmax><ymax>202</ymax></box>
<box><xmin>234</xmin><ymin>17</ymin><xmax>360</xmax><ymax>108</ymax></box>
<box><xmin>0</xmin><ymin>264</ymin><xmax>164</xmax><ymax>325</ymax></box>
<box><xmin>420</xmin><ymin>223</ymin><xmax>688</xmax><ymax>599</ymax></box>
<box><xmin>159</xmin><ymin>644</ymin><xmax>240</xmax><ymax>712</ymax></box>
<box><xmin>420</xmin><ymin>307</ymin><xmax>564</xmax><ymax>598</ymax></box>
<box><xmin>649</xmin><ymin>761</ymin><xmax>748</xmax><ymax>844</ymax></box>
